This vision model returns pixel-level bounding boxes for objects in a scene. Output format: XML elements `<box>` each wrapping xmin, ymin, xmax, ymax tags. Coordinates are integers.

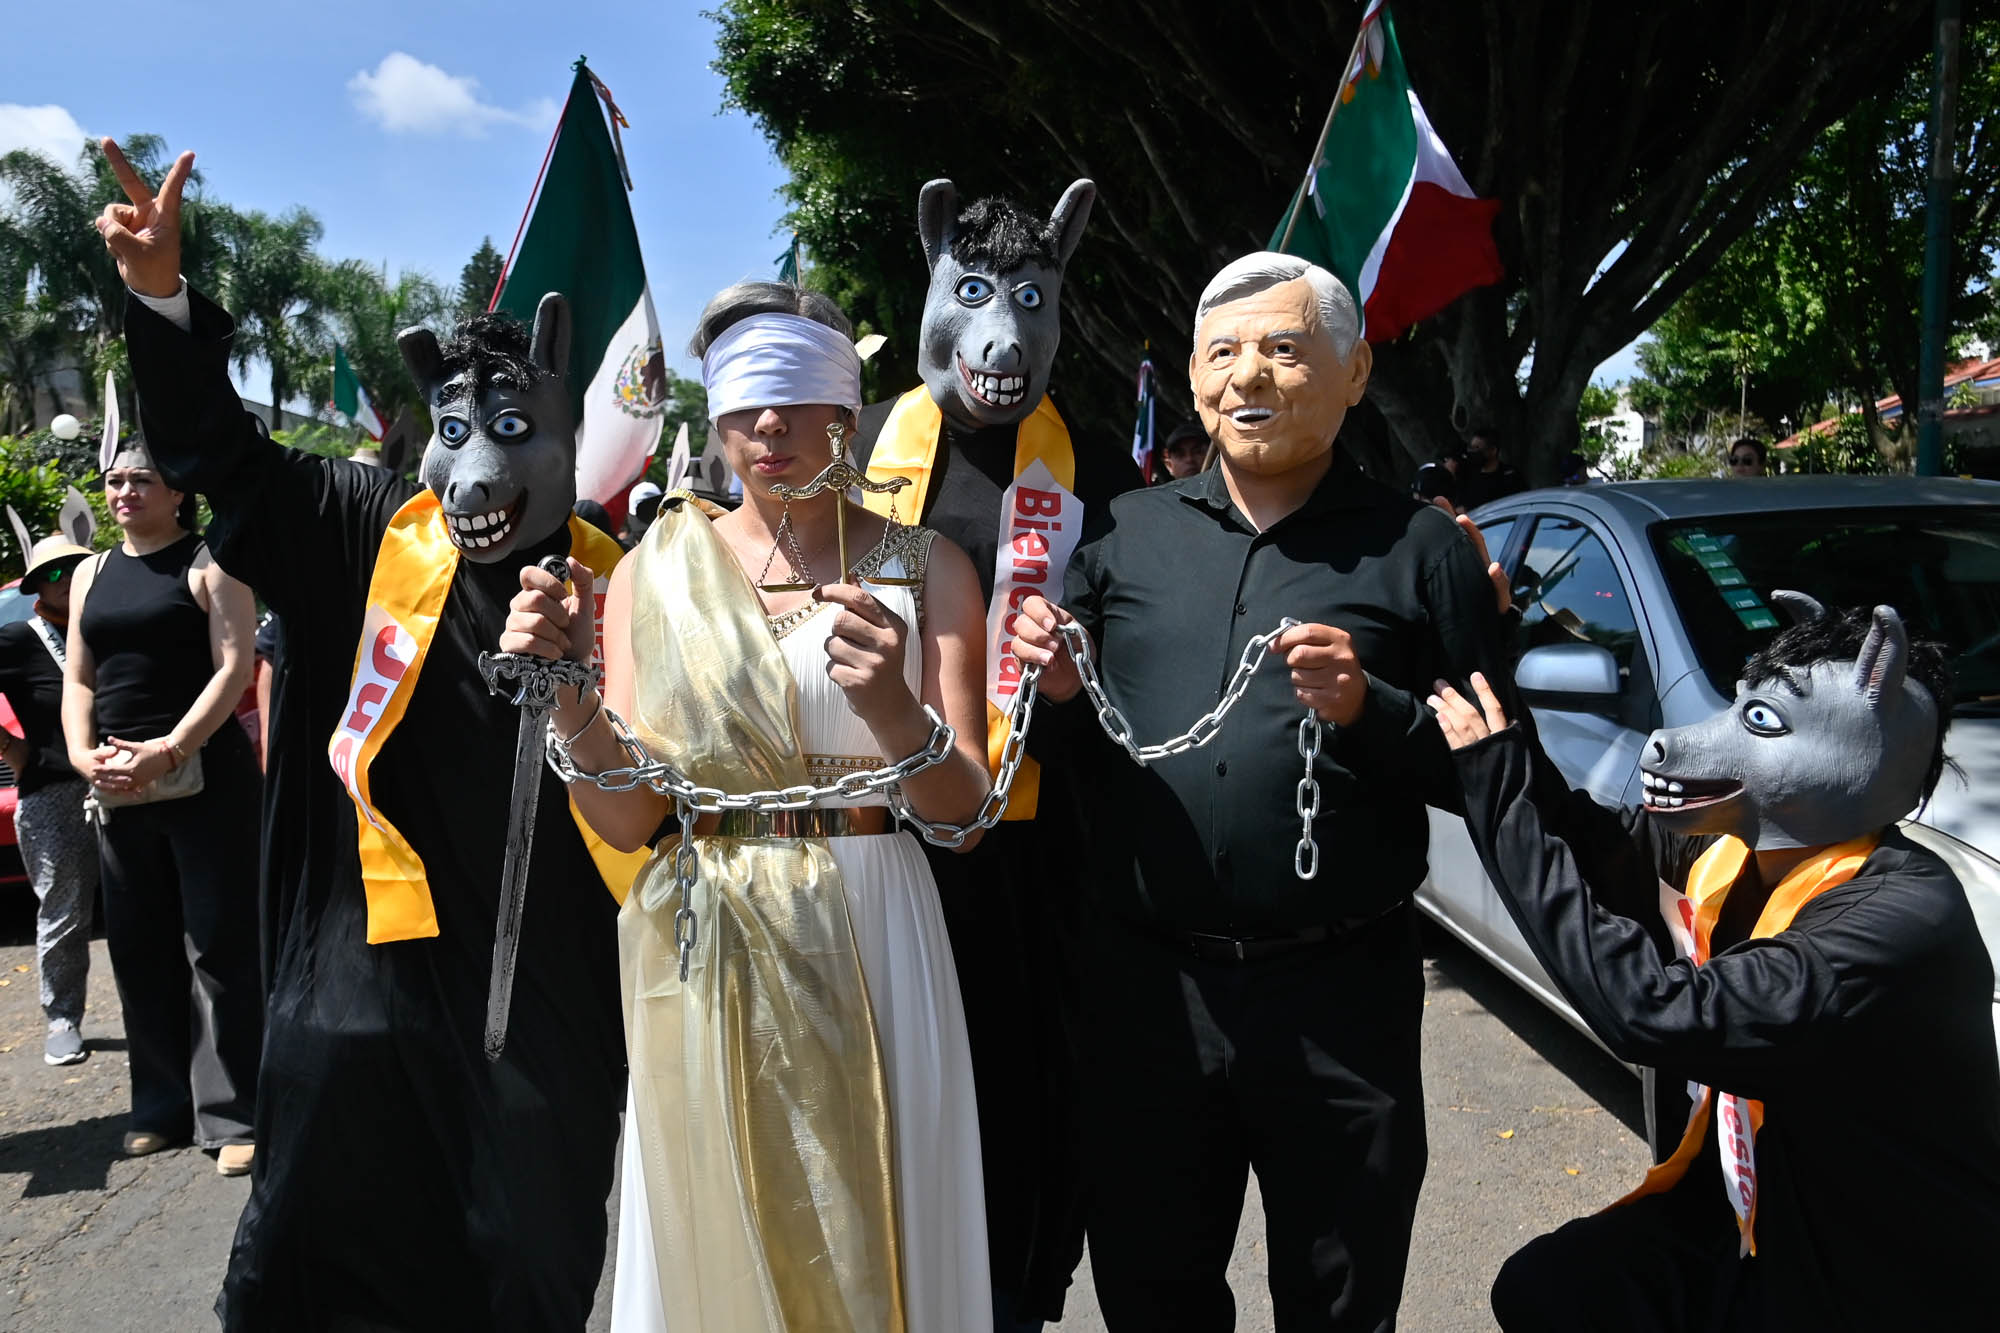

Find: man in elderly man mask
<box><xmin>1014</xmin><ymin>253</ymin><xmax>1508</xmax><ymax>1331</ymax></box>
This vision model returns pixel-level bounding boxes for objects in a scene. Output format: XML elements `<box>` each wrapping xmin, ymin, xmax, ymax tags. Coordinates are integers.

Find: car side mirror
<box><xmin>1516</xmin><ymin>643</ymin><xmax>1621</xmax><ymax>709</ymax></box>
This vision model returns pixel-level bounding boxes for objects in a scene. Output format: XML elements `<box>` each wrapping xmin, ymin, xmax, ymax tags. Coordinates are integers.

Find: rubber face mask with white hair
<box><xmin>1190</xmin><ymin>262</ymin><xmax>1372</xmax><ymax>477</ymax></box>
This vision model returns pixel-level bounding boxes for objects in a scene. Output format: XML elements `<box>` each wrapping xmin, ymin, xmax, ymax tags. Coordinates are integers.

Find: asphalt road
<box><xmin>0</xmin><ymin>907</ymin><xmax>1646</xmax><ymax>1331</ymax></box>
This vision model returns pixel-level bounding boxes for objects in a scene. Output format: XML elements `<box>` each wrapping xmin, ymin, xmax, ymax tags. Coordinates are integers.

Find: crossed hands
<box><xmin>72</xmin><ymin>737</ymin><xmax>176</xmax><ymax>793</ymax></box>
<box><xmin>92</xmin><ymin>138</ymin><xmax>191</xmax><ymax>300</ymax></box>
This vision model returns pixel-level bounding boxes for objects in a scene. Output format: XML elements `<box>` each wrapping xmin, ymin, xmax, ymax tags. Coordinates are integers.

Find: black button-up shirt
<box><xmin>1057</xmin><ymin>458</ymin><xmax>1508</xmax><ymax>935</ymax></box>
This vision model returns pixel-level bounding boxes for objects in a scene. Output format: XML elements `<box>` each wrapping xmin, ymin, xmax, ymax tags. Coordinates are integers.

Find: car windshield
<box><xmin>1652</xmin><ymin>507</ymin><xmax>2000</xmax><ymax>713</ymax></box>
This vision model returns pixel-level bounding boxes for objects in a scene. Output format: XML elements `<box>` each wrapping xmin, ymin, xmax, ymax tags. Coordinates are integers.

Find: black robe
<box><xmin>853</xmin><ymin>395</ymin><xmax>1142</xmax><ymax>1318</ymax></box>
<box><xmin>127</xmin><ymin>292</ymin><xmax>623</xmax><ymax>1333</ymax></box>
<box><xmin>1456</xmin><ymin>724</ymin><xmax>2000</xmax><ymax>1331</ymax></box>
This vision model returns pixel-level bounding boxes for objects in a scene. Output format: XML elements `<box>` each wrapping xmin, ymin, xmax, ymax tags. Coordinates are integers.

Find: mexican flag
<box><xmin>494</xmin><ymin>63</ymin><xmax>664</xmax><ymax>504</ymax></box>
<box><xmin>1270</xmin><ymin>0</ymin><xmax>1502</xmax><ymax>342</ymax></box>
<box><xmin>1130</xmin><ymin>355</ymin><xmax>1157</xmax><ymax>477</ymax></box>
<box><xmin>332</xmin><ymin>343</ymin><xmax>385</xmax><ymax>440</ymax></box>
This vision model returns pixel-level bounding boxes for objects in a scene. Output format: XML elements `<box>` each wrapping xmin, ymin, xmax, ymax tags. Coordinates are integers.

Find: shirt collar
<box><xmin>1181</xmin><ymin>452</ymin><xmax>1379</xmax><ymax>527</ymax></box>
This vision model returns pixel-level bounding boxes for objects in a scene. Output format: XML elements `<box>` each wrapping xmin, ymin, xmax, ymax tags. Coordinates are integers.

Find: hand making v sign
<box><xmin>93</xmin><ymin>137</ymin><xmax>193</xmax><ymax>300</ymax></box>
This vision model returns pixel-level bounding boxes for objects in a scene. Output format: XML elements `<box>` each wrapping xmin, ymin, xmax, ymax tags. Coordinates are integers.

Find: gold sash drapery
<box><xmin>619</xmin><ymin>498</ymin><xmax>906</xmax><ymax>1331</ymax></box>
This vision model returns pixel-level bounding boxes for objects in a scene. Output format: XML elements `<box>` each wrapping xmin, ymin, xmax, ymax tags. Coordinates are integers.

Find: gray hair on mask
<box><xmin>1192</xmin><ymin>252</ymin><xmax>1360</xmax><ymax>355</ymax></box>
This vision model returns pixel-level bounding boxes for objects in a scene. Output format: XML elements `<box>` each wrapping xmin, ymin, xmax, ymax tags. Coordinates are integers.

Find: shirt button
<box><xmin>1234</xmin><ymin>601</ymin><xmax>1247</xmax><ymax>616</ymax></box>
<box><xmin>1215</xmin><ymin>760</ymin><xmax>1228</xmax><ymax>776</ymax></box>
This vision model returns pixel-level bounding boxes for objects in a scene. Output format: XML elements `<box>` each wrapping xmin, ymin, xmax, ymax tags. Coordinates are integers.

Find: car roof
<box><xmin>1476</xmin><ymin>476</ymin><xmax>2000</xmax><ymax>533</ymax></box>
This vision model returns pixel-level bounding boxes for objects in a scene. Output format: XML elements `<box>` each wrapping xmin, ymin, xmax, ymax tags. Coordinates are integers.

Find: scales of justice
<box><xmin>756</xmin><ymin>420</ymin><xmax>922</xmax><ymax>592</ymax></box>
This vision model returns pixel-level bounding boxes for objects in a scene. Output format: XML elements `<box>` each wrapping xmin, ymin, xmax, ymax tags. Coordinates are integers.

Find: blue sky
<box><xmin>4</xmin><ymin>0</ymin><xmax>794</xmax><ymax>400</ymax></box>
<box><xmin>4</xmin><ymin>0</ymin><xmax>1640</xmax><ymax>404</ymax></box>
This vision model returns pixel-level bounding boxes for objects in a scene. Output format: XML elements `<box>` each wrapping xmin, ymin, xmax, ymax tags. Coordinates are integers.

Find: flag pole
<box><xmin>1277</xmin><ymin>6</ymin><xmax>1378</xmax><ymax>251</ymax></box>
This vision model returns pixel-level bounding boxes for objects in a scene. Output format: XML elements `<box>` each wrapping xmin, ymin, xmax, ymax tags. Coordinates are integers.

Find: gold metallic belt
<box><xmin>693</xmin><ymin>807</ymin><xmax>893</xmax><ymax>839</ymax></box>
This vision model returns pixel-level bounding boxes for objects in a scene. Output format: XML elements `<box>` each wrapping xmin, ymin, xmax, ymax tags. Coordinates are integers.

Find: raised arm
<box><xmin>1432</xmin><ymin>678</ymin><xmax>1871</xmax><ymax>1097</ymax></box>
<box><xmin>96</xmin><ymin>139</ymin><xmax>392</xmax><ymax>608</ymax></box>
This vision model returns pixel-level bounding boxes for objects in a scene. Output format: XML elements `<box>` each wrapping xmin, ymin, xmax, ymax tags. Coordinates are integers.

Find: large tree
<box><xmin>218</xmin><ymin>207</ymin><xmax>335</xmax><ymax>430</ymax></box>
<box><xmin>457</xmin><ymin>236</ymin><xmax>507</xmax><ymax>322</ymax></box>
<box><xmin>712</xmin><ymin>0</ymin><xmax>1932</xmax><ymax>483</ymax></box>
<box><xmin>1629</xmin><ymin>14</ymin><xmax>2000</xmax><ymax>462</ymax></box>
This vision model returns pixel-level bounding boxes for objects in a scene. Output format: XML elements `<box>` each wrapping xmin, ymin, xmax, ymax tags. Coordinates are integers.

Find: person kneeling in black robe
<box><xmin>1429</xmin><ymin>594</ymin><xmax>2000</xmax><ymax>1332</ymax></box>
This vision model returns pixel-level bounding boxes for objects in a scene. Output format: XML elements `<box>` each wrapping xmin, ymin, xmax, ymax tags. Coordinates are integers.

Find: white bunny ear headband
<box><xmin>5</xmin><ymin>505</ymin><xmax>31</xmax><ymax>564</ymax></box>
<box><xmin>98</xmin><ymin>369</ymin><xmax>121</xmax><ymax>473</ymax></box>
<box><xmin>58</xmin><ymin>486</ymin><xmax>95</xmax><ymax>548</ymax></box>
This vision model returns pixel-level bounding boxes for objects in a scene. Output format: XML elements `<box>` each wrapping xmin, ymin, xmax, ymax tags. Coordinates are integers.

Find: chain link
<box><xmin>554</xmin><ymin>614</ymin><xmax>1332</xmax><ymax>971</ymax></box>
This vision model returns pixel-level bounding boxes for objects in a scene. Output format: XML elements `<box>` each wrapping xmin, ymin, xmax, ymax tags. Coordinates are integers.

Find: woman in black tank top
<box><xmin>65</xmin><ymin>440</ymin><xmax>264</xmax><ymax>1175</ymax></box>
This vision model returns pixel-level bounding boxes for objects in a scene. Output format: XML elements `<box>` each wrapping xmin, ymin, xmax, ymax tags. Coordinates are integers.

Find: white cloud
<box><xmin>349</xmin><ymin>53</ymin><xmax>556</xmax><ymax>137</ymax></box>
<box><xmin>0</xmin><ymin>104</ymin><xmax>91</xmax><ymax>170</ymax></box>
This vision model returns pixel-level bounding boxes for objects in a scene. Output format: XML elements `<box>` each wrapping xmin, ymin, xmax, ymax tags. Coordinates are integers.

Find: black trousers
<box><xmin>97</xmin><ymin>725</ymin><xmax>264</xmax><ymax>1146</ymax></box>
<box><xmin>1080</xmin><ymin>906</ymin><xmax>1427</xmax><ymax>1332</ymax></box>
<box><xmin>1492</xmin><ymin>1181</ymin><xmax>1761</xmax><ymax>1332</ymax></box>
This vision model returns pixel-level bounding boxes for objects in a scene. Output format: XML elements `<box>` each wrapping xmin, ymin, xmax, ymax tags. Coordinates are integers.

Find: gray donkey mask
<box><xmin>398</xmin><ymin>293</ymin><xmax>576</xmax><ymax>564</ymax></box>
<box><xmin>917</xmin><ymin>178</ymin><xmax>1095</xmax><ymax>432</ymax></box>
<box><xmin>1640</xmin><ymin>592</ymin><xmax>1941</xmax><ymax>849</ymax></box>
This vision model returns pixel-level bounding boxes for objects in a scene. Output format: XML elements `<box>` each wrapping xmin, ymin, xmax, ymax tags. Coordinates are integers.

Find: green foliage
<box><xmin>644</xmin><ymin>372</ymin><xmax>715</xmax><ymax>485</ymax></box>
<box><xmin>1630</xmin><ymin>13</ymin><xmax>2000</xmax><ymax>451</ymax></box>
<box><xmin>1576</xmin><ymin>381</ymin><xmax>1621</xmax><ymax>466</ymax></box>
<box><xmin>1783</xmin><ymin>414</ymin><xmax>1888</xmax><ymax>474</ymax></box>
<box><xmin>457</xmin><ymin>237</ymin><xmax>507</xmax><ymax>321</ymax></box>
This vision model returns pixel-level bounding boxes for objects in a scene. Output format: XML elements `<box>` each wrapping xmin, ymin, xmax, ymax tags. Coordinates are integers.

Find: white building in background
<box><xmin>1584</xmin><ymin>383</ymin><xmax>1654</xmax><ymax>472</ymax></box>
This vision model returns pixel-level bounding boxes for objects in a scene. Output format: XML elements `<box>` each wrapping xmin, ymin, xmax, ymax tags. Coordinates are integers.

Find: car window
<box><xmin>1476</xmin><ymin>514</ymin><xmax>1518</xmax><ymax>566</ymax></box>
<box><xmin>1515</xmin><ymin>516</ymin><xmax>1641</xmax><ymax>679</ymax></box>
<box><xmin>0</xmin><ymin>585</ymin><xmax>33</xmax><ymax>629</ymax></box>
<box><xmin>1653</xmin><ymin>507</ymin><xmax>2000</xmax><ymax>708</ymax></box>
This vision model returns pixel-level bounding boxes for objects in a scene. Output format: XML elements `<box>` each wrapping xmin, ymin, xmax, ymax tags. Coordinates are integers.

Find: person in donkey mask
<box><xmin>93</xmin><ymin>137</ymin><xmax>642</xmax><ymax>1331</ymax></box>
<box><xmin>1429</xmin><ymin>596</ymin><xmax>2000</xmax><ymax>1331</ymax></box>
<box><xmin>848</xmin><ymin>177</ymin><xmax>1141</xmax><ymax>1331</ymax></box>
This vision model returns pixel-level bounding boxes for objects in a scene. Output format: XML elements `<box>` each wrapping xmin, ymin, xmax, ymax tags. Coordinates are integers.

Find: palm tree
<box><xmin>313</xmin><ymin>260</ymin><xmax>451</xmax><ymax>428</ymax></box>
<box><xmin>0</xmin><ymin>135</ymin><xmax>230</xmax><ymax>426</ymax></box>
<box><xmin>219</xmin><ymin>207</ymin><xmax>335</xmax><ymax>431</ymax></box>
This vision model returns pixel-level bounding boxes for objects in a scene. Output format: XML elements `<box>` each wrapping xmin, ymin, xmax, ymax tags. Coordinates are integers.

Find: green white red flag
<box><xmin>1270</xmin><ymin>0</ymin><xmax>1502</xmax><ymax>341</ymax></box>
<box><xmin>332</xmin><ymin>343</ymin><xmax>385</xmax><ymax>440</ymax></box>
<box><xmin>494</xmin><ymin>63</ymin><xmax>665</xmax><ymax>504</ymax></box>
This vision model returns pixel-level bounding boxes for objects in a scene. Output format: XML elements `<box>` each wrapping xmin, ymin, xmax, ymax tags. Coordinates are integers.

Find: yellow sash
<box><xmin>1610</xmin><ymin>831</ymin><xmax>1882</xmax><ymax>1255</ymax></box>
<box><xmin>330</xmin><ymin>490</ymin><xmax>647</xmax><ymax>943</ymax></box>
<box><xmin>862</xmin><ymin>387</ymin><xmax>1077</xmax><ymax>819</ymax></box>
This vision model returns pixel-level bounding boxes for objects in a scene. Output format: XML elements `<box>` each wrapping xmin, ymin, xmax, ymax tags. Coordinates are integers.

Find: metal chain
<box><xmin>555</xmin><ymin>613</ymin><xmax>1330</xmax><ymax>977</ymax></box>
<box><xmin>1059</xmin><ymin>618</ymin><xmax>1298</xmax><ymax>763</ymax></box>
<box><xmin>547</xmin><ymin>707</ymin><xmax>955</xmax><ymax>807</ymax></box>
<box><xmin>1057</xmin><ymin>617</ymin><xmax>1323</xmax><ymax>880</ymax></box>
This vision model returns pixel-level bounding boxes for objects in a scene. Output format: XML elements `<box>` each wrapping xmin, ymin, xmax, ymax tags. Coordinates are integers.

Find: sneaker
<box><xmin>44</xmin><ymin>1022</ymin><xmax>86</xmax><ymax>1067</ymax></box>
<box><xmin>215</xmin><ymin>1143</ymin><xmax>254</xmax><ymax>1177</ymax></box>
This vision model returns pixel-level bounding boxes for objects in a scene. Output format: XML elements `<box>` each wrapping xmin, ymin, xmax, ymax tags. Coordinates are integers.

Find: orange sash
<box><xmin>1610</xmin><ymin>832</ymin><xmax>1881</xmax><ymax>1255</ymax></box>
<box><xmin>863</xmin><ymin>387</ymin><xmax>1081</xmax><ymax>820</ymax></box>
<box><xmin>328</xmin><ymin>491</ymin><xmax>646</xmax><ymax>943</ymax></box>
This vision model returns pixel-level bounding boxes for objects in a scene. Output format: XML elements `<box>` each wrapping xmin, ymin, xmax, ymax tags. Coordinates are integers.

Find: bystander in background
<box><xmin>0</xmin><ymin>516</ymin><xmax>100</xmax><ymax>1066</ymax></box>
<box><xmin>63</xmin><ymin>438</ymin><xmax>264</xmax><ymax>1177</ymax></box>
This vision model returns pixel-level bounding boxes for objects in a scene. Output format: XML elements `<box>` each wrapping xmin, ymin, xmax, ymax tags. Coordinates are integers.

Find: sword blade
<box><xmin>483</xmin><ymin>704</ymin><xmax>548</xmax><ymax>1061</ymax></box>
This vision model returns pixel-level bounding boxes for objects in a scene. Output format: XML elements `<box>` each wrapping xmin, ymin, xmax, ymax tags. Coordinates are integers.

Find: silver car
<box><xmin>1417</xmin><ymin>477</ymin><xmax>2000</xmax><ymax>1074</ymax></box>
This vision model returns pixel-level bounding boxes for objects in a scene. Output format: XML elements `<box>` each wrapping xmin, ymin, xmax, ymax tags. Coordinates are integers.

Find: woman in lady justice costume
<box><xmin>502</xmin><ymin>281</ymin><xmax>996</xmax><ymax>1331</ymax></box>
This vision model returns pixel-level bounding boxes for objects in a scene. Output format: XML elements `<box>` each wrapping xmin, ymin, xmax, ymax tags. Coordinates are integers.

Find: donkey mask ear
<box><xmin>1047</xmin><ymin>178</ymin><xmax>1097</xmax><ymax>270</ymax></box>
<box><xmin>917</xmin><ymin>178</ymin><xmax>959</xmax><ymax>272</ymax></box>
<box><xmin>1853</xmin><ymin>605</ymin><xmax>1910</xmax><ymax>708</ymax></box>
<box><xmin>1770</xmin><ymin>590</ymin><xmax>1827</xmax><ymax>627</ymax></box>
<box><xmin>398</xmin><ymin>326</ymin><xmax>448</xmax><ymax>403</ymax></box>
<box><xmin>529</xmin><ymin>292</ymin><xmax>572</xmax><ymax>382</ymax></box>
